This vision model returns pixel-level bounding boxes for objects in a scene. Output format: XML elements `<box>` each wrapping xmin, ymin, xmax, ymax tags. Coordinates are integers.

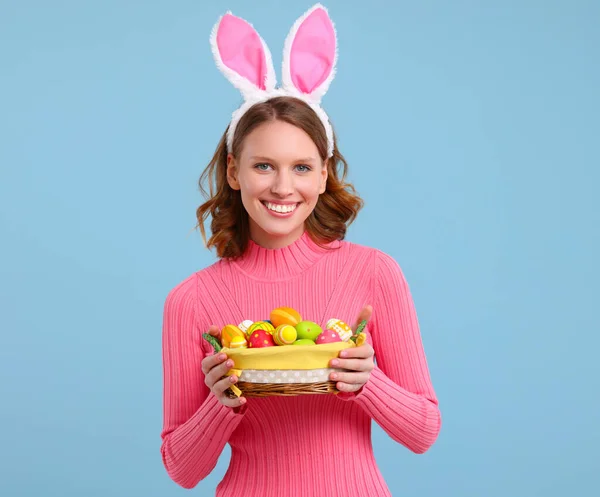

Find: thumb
<box><xmin>207</xmin><ymin>324</ymin><xmax>221</xmax><ymax>339</ymax></box>
<box><xmin>353</xmin><ymin>305</ymin><xmax>373</xmax><ymax>331</ymax></box>
<box><xmin>201</xmin><ymin>325</ymin><xmax>222</xmax><ymax>355</ymax></box>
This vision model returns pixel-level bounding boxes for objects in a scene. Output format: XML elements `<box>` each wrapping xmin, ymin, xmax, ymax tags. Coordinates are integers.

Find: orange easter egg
<box><xmin>270</xmin><ymin>307</ymin><xmax>302</xmax><ymax>328</ymax></box>
<box><xmin>221</xmin><ymin>324</ymin><xmax>245</xmax><ymax>348</ymax></box>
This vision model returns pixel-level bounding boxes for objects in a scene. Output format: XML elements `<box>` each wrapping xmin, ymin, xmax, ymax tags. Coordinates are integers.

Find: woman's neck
<box><xmin>228</xmin><ymin>230</ymin><xmax>341</xmax><ymax>281</ymax></box>
<box><xmin>248</xmin><ymin>223</ymin><xmax>305</xmax><ymax>250</ymax></box>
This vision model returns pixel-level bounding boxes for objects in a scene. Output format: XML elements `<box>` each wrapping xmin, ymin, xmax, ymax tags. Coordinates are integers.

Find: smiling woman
<box><xmin>196</xmin><ymin>96</ymin><xmax>364</xmax><ymax>257</ymax></box>
<box><xmin>161</xmin><ymin>5</ymin><xmax>441</xmax><ymax>496</ymax></box>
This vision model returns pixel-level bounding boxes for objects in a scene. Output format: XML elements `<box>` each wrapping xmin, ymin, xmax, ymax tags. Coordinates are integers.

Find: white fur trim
<box><xmin>261</xmin><ymin>36</ymin><xmax>277</xmax><ymax>92</ymax></box>
<box><xmin>226</xmin><ymin>88</ymin><xmax>287</xmax><ymax>153</ymax></box>
<box><xmin>210</xmin><ymin>12</ymin><xmax>276</xmax><ymax>99</ymax></box>
<box><xmin>226</xmin><ymin>89</ymin><xmax>334</xmax><ymax>158</ymax></box>
<box><xmin>281</xmin><ymin>3</ymin><xmax>338</xmax><ymax>104</ymax></box>
<box><xmin>213</xmin><ymin>5</ymin><xmax>336</xmax><ymax>158</ymax></box>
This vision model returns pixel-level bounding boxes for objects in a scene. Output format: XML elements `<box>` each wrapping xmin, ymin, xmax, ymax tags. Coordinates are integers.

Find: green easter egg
<box><xmin>292</xmin><ymin>338</ymin><xmax>316</xmax><ymax>346</ymax></box>
<box><xmin>295</xmin><ymin>321</ymin><xmax>323</xmax><ymax>341</ymax></box>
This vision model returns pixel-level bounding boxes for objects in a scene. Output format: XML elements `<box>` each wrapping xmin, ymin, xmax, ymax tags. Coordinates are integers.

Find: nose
<box><xmin>270</xmin><ymin>169</ymin><xmax>294</xmax><ymax>197</ymax></box>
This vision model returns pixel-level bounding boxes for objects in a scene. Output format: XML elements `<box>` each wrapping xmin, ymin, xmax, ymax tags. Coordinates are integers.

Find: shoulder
<box><xmin>165</xmin><ymin>261</ymin><xmax>220</xmax><ymax>302</ymax></box>
<box><xmin>163</xmin><ymin>272</ymin><xmax>198</xmax><ymax>313</ymax></box>
<box><xmin>163</xmin><ymin>261</ymin><xmax>221</xmax><ymax>309</ymax></box>
<box><xmin>339</xmin><ymin>239</ymin><xmax>409</xmax><ymax>291</ymax></box>
<box><xmin>338</xmin><ymin>238</ymin><xmax>402</xmax><ymax>271</ymax></box>
<box><xmin>336</xmin><ymin>237</ymin><xmax>376</xmax><ymax>260</ymax></box>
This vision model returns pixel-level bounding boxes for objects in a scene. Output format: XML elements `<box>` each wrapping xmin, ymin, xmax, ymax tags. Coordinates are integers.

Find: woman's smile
<box><xmin>261</xmin><ymin>200</ymin><xmax>300</xmax><ymax>217</ymax></box>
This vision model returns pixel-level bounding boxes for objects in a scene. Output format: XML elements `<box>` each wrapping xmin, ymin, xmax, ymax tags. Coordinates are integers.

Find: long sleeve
<box><xmin>339</xmin><ymin>250</ymin><xmax>441</xmax><ymax>454</ymax></box>
<box><xmin>160</xmin><ymin>275</ymin><xmax>246</xmax><ymax>489</ymax></box>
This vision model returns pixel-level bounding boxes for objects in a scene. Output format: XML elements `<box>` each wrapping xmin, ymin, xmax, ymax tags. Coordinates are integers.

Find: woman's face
<box><xmin>227</xmin><ymin>120</ymin><xmax>328</xmax><ymax>249</ymax></box>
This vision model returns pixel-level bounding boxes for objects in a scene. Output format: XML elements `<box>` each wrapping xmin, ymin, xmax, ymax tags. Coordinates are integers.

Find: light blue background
<box><xmin>1</xmin><ymin>1</ymin><xmax>598</xmax><ymax>495</ymax></box>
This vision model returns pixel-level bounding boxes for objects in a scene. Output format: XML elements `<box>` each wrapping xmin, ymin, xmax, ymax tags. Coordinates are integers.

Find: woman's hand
<box><xmin>201</xmin><ymin>325</ymin><xmax>247</xmax><ymax>409</ymax></box>
<box><xmin>329</xmin><ymin>305</ymin><xmax>375</xmax><ymax>393</ymax></box>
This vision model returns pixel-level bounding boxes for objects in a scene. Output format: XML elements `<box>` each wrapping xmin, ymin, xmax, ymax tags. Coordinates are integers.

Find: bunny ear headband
<box><xmin>210</xmin><ymin>3</ymin><xmax>337</xmax><ymax>158</ymax></box>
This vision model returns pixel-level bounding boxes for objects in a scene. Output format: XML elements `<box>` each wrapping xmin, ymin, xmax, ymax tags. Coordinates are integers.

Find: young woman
<box><xmin>160</xmin><ymin>5</ymin><xmax>440</xmax><ymax>496</ymax></box>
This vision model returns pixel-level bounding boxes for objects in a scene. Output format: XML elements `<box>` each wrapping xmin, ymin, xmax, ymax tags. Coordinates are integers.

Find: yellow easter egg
<box><xmin>273</xmin><ymin>324</ymin><xmax>297</xmax><ymax>345</ymax></box>
<box><xmin>355</xmin><ymin>333</ymin><xmax>367</xmax><ymax>347</ymax></box>
<box><xmin>326</xmin><ymin>318</ymin><xmax>353</xmax><ymax>342</ymax></box>
<box><xmin>221</xmin><ymin>324</ymin><xmax>245</xmax><ymax>348</ymax></box>
<box><xmin>229</xmin><ymin>335</ymin><xmax>248</xmax><ymax>349</ymax></box>
<box><xmin>247</xmin><ymin>321</ymin><xmax>275</xmax><ymax>335</ymax></box>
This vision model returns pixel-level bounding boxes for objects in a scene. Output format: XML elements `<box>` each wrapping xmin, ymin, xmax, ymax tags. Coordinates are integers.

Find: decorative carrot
<box><xmin>350</xmin><ymin>320</ymin><xmax>367</xmax><ymax>342</ymax></box>
<box><xmin>202</xmin><ymin>333</ymin><xmax>222</xmax><ymax>353</ymax></box>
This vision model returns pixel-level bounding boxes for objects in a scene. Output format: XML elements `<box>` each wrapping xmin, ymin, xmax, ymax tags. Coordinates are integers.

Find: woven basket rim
<box><xmin>226</xmin><ymin>380</ymin><xmax>340</xmax><ymax>398</ymax></box>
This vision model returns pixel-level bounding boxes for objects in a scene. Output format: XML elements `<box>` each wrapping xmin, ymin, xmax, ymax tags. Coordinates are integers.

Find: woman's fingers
<box><xmin>213</xmin><ymin>374</ymin><xmax>238</xmax><ymax>392</ymax></box>
<box><xmin>331</xmin><ymin>343</ymin><xmax>374</xmax><ymax>369</ymax></box>
<box><xmin>201</xmin><ymin>325</ymin><xmax>246</xmax><ymax>408</ymax></box>
<box><xmin>331</xmin><ymin>371</ymin><xmax>371</xmax><ymax>386</ymax></box>
<box><xmin>207</xmin><ymin>324</ymin><xmax>221</xmax><ymax>340</ymax></box>
<box><xmin>335</xmin><ymin>380</ymin><xmax>367</xmax><ymax>393</ymax></box>
<box><xmin>203</xmin><ymin>356</ymin><xmax>246</xmax><ymax>406</ymax></box>
<box><xmin>330</xmin><ymin>343</ymin><xmax>374</xmax><ymax>379</ymax></box>
<box><xmin>331</xmin><ymin>357</ymin><xmax>373</xmax><ymax>372</ymax></box>
<box><xmin>206</xmin><ymin>358</ymin><xmax>234</xmax><ymax>387</ymax></box>
<box><xmin>340</xmin><ymin>343</ymin><xmax>374</xmax><ymax>359</ymax></box>
<box><xmin>201</xmin><ymin>323</ymin><xmax>227</xmax><ymax>376</ymax></box>
<box><xmin>213</xmin><ymin>375</ymin><xmax>245</xmax><ymax>405</ymax></box>
<box><xmin>201</xmin><ymin>352</ymin><xmax>227</xmax><ymax>375</ymax></box>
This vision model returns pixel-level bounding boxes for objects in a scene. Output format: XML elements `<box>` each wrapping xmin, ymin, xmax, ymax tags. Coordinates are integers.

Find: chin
<box><xmin>259</xmin><ymin>222</ymin><xmax>304</xmax><ymax>237</ymax></box>
<box><xmin>244</xmin><ymin>198</ymin><xmax>316</xmax><ymax>242</ymax></box>
<box><xmin>249</xmin><ymin>212</ymin><xmax>307</xmax><ymax>240</ymax></box>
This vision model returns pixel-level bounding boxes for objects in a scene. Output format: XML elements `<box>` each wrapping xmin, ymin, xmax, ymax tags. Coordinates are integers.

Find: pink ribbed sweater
<box><xmin>160</xmin><ymin>231</ymin><xmax>441</xmax><ymax>496</ymax></box>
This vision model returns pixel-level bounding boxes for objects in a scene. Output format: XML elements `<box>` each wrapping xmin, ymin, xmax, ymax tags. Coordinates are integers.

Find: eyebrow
<box><xmin>249</xmin><ymin>156</ymin><xmax>318</xmax><ymax>163</ymax></box>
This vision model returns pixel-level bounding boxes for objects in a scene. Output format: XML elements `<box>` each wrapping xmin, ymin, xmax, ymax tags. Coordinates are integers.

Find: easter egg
<box><xmin>229</xmin><ymin>335</ymin><xmax>248</xmax><ymax>349</ymax></box>
<box><xmin>248</xmin><ymin>329</ymin><xmax>275</xmax><ymax>348</ymax></box>
<box><xmin>270</xmin><ymin>307</ymin><xmax>302</xmax><ymax>328</ymax></box>
<box><xmin>221</xmin><ymin>324</ymin><xmax>245</xmax><ymax>348</ymax></box>
<box><xmin>273</xmin><ymin>324</ymin><xmax>297</xmax><ymax>345</ymax></box>
<box><xmin>315</xmin><ymin>330</ymin><xmax>343</xmax><ymax>344</ymax></box>
<box><xmin>292</xmin><ymin>338</ymin><xmax>316</xmax><ymax>346</ymax></box>
<box><xmin>247</xmin><ymin>321</ymin><xmax>275</xmax><ymax>336</ymax></box>
<box><xmin>238</xmin><ymin>320</ymin><xmax>254</xmax><ymax>334</ymax></box>
<box><xmin>326</xmin><ymin>318</ymin><xmax>353</xmax><ymax>342</ymax></box>
<box><xmin>295</xmin><ymin>320</ymin><xmax>323</xmax><ymax>341</ymax></box>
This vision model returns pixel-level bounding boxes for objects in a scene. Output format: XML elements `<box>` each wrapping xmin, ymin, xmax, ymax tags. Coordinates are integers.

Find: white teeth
<box><xmin>265</xmin><ymin>202</ymin><xmax>297</xmax><ymax>213</ymax></box>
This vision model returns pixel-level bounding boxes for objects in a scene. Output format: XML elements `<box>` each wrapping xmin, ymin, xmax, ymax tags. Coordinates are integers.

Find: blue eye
<box><xmin>253</xmin><ymin>163</ymin><xmax>312</xmax><ymax>172</ymax></box>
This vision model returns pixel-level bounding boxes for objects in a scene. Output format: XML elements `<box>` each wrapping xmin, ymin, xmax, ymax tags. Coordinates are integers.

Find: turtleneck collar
<box><xmin>229</xmin><ymin>230</ymin><xmax>341</xmax><ymax>281</ymax></box>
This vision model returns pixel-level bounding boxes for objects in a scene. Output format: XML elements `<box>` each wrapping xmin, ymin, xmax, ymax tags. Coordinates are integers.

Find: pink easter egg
<box><xmin>315</xmin><ymin>330</ymin><xmax>343</xmax><ymax>344</ymax></box>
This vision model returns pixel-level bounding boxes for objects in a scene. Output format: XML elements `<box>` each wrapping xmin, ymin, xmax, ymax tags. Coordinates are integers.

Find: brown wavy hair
<box><xmin>195</xmin><ymin>96</ymin><xmax>364</xmax><ymax>259</ymax></box>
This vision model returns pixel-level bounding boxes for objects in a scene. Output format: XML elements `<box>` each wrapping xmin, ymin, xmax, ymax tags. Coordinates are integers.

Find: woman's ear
<box><xmin>319</xmin><ymin>159</ymin><xmax>329</xmax><ymax>194</ymax></box>
<box><xmin>226</xmin><ymin>154</ymin><xmax>241</xmax><ymax>190</ymax></box>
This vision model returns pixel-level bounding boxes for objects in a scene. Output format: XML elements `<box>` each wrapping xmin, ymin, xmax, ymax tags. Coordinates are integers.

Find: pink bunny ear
<box><xmin>210</xmin><ymin>12</ymin><xmax>276</xmax><ymax>98</ymax></box>
<box><xmin>282</xmin><ymin>4</ymin><xmax>337</xmax><ymax>102</ymax></box>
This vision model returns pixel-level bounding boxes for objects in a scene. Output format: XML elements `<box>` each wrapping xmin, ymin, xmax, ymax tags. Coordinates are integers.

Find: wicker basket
<box><xmin>218</xmin><ymin>341</ymin><xmax>356</xmax><ymax>398</ymax></box>
<box><xmin>224</xmin><ymin>381</ymin><xmax>339</xmax><ymax>398</ymax></box>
